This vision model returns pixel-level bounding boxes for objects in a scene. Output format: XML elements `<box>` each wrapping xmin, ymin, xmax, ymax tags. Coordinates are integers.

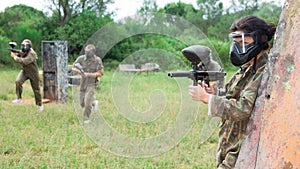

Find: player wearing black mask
<box><xmin>72</xmin><ymin>44</ymin><xmax>104</xmax><ymax>124</ymax></box>
<box><xmin>21</xmin><ymin>42</ymin><xmax>31</xmax><ymax>53</ymax></box>
<box><xmin>10</xmin><ymin>39</ymin><xmax>43</xmax><ymax>112</ymax></box>
<box><xmin>189</xmin><ymin>15</ymin><xmax>276</xmax><ymax>168</ymax></box>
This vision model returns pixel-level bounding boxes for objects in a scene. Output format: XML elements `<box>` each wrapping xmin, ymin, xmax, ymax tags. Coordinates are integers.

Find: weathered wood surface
<box><xmin>235</xmin><ymin>0</ymin><xmax>300</xmax><ymax>168</ymax></box>
<box><xmin>42</xmin><ymin>41</ymin><xmax>68</xmax><ymax>104</ymax></box>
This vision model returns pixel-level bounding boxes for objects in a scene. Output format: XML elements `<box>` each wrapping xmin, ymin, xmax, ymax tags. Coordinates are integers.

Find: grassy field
<box><xmin>0</xmin><ymin>67</ymin><xmax>235</xmax><ymax>169</ymax></box>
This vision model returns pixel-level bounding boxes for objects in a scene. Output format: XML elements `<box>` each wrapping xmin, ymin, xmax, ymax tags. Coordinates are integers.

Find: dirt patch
<box><xmin>7</xmin><ymin>98</ymin><xmax>53</xmax><ymax>106</ymax></box>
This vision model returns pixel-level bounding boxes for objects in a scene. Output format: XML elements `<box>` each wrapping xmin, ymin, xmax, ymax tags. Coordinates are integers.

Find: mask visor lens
<box><xmin>229</xmin><ymin>32</ymin><xmax>252</xmax><ymax>54</ymax></box>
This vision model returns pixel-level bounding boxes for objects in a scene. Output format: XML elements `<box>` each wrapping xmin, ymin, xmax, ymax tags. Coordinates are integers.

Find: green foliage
<box><xmin>253</xmin><ymin>2</ymin><xmax>282</xmax><ymax>24</ymax></box>
<box><xmin>0</xmin><ymin>36</ymin><xmax>13</xmax><ymax>65</ymax></box>
<box><xmin>104</xmin><ymin>34</ymin><xmax>188</xmax><ymax>71</ymax></box>
<box><xmin>46</xmin><ymin>11</ymin><xmax>112</xmax><ymax>62</ymax></box>
<box><xmin>206</xmin><ymin>3</ymin><xmax>279</xmax><ymax>40</ymax></box>
<box><xmin>103</xmin><ymin>58</ymin><xmax>120</xmax><ymax>71</ymax></box>
<box><xmin>46</xmin><ymin>0</ymin><xmax>114</xmax><ymax>26</ymax></box>
<box><xmin>0</xmin><ymin>5</ymin><xmax>46</xmax><ymax>43</ymax></box>
<box><xmin>192</xmin><ymin>0</ymin><xmax>224</xmax><ymax>34</ymax></box>
<box><xmin>0</xmin><ymin>0</ymin><xmax>283</xmax><ymax>71</ymax></box>
<box><xmin>227</xmin><ymin>0</ymin><xmax>259</xmax><ymax>13</ymax></box>
<box><xmin>139</xmin><ymin>0</ymin><xmax>159</xmax><ymax>14</ymax></box>
<box><xmin>163</xmin><ymin>2</ymin><xmax>196</xmax><ymax>17</ymax></box>
<box><xmin>0</xmin><ymin>5</ymin><xmax>46</xmax><ymax>66</ymax></box>
<box><xmin>197</xmin><ymin>0</ymin><xmax>224</xmax><ymax>20</ymax></box>
<box><xmin>208</xmin><ymin>38</ymin><xmax>231</xmax><ymax>69</ymax></box>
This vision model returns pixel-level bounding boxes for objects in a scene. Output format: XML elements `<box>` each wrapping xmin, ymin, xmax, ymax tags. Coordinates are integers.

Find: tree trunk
<box><xmin>235</xmin><ymin>0</ymin><xmax>300</xmax><ymax>168</ymax></box>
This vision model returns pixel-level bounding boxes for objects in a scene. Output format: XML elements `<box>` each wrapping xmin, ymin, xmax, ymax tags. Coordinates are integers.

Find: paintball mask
<box><xmin>84</xmin><ymin>44</ymin><xmax>96</xmax><ymax>58</ymax></box>
<box><xmin>229</xmin><ymin>31</ymin><xmax>265</xmax><ymax>67</ymax></box>
<box><xmin>21</xmin><ymin>43</ymin><xmax>31</xmax><ymax>53</ymax></box>
<box><xmin>85</xmin><ymin>50</ymin><xmax>95</xmax><ymax>58</ymax></box>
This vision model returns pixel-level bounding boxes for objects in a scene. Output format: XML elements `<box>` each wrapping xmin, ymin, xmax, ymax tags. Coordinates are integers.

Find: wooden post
<box><xmin>41</xmin><ymin>41</ymin><xmax>68</xmax><ymax>104</ymax></box>
<box><xmin>235</xmin><ymin>0</ymin><xmax>300</xmax><ymax>168</ymax></box>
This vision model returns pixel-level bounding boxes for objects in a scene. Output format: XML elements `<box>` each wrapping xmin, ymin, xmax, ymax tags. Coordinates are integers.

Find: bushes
<box><xmin>102</xmin><ymin>36</ymin><xmax>236</xmax><ymax>72</ymax></box>
<box><xmin>208</xmin><ymin>38</ymin><xmax>232</xmax><ymax>70</ymax></box>
<box><xmin>0</xmin><ymin>36</ymin><xmax>16</xmax><ymax>66</ymax></box>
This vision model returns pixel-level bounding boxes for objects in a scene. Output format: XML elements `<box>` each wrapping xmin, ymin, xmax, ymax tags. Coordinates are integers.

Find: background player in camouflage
<box><xmin>11</xmin><ymin>39</ymin><xmax>43</xmax><ymax>112</ymax></box>
<box><xmin>189</xmin><ymin>15</ymin><xmax>276</xmax><ymax>168</ymax></box>
<box><xmin>72</xmin><ymin>44</ymin><xmax>104</xmax><ymax>124</ymax></box>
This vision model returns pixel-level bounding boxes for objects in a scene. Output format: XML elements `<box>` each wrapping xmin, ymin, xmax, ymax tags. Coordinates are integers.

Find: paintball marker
<box><xmin>7</xmin><ymin>42</ymin><xmax>21</xmax><ymax>53</ymax></box>
<box><xmin>74</xmin><ymin>63</ymin><xmax>85</xmax><ymax>74</ymax></box>
<box><xmin>168</xmin><ymin>45</ymin><xmax>226</xmax><ymax>90</ymax></box>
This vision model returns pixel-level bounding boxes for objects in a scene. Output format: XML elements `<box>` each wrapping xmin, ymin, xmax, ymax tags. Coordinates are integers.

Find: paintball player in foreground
<box><xmin>11</xmin><ymin>39</ymin><xmax>43</xmax><ymax>112</ymax></box>
<box><xmin>189</xmin><ymin>15</ymin><xmax>276</xmax><ymax>168</ymax></box>
<box><xmin>72</xmin><ymin>44</ymin><xmax>104</xmax><ymax>124</ymax></box>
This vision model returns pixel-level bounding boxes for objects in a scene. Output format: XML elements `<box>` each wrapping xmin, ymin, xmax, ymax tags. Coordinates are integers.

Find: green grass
<box><xmin>0</xmin><ymin>68</ymin><xmax>236</xmax><ymax>169</ymax></box>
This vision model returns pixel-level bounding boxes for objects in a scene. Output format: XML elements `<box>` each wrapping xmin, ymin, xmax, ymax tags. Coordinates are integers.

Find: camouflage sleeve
<box><xmin>97</xmin><ymin>57</ymin><xmax>104</xmax><ymax>74</ymax></box>
<box><xmin>14</xmin><ymin>52</ymin><xmax>36</xmax><ymax>65</ymax></box>
<box><xmin>210</xmin><ymin>72</ymin><xmax>264</xmax><ymax>121</ymax></box>
<box><xmin>73</xmin><ymin>56</ymin><xmax>82</xmax><ymax>66</ymax></box>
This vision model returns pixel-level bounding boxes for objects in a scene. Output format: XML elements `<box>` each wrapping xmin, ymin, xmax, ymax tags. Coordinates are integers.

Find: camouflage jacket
<box><xmin>14</xmin><ymin>49</ymin><xmax>39</xmax><ymax>75</ymax></box>
<box><xmin>210</xmin><ymin>53</ymin><xmax>268</xmax><ymax>167</ymax></box>
<box><xmin>74</xmin><ymin>55</ymin><xmax>104</xmax><ymax>89</ymax></box>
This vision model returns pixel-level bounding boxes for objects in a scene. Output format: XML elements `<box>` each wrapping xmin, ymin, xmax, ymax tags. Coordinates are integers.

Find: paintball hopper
<box><xmin>182</xmin><ymin>45</ymin><xmax>222</xmax><ymax>71</ymax></box>
<box><xmin>8</xmin><ymin>42</ymin><xmax>21</xmax><ymax>53</ymax></box>
<box><xmin>182</xmin><ymin>45</ymin><xmax>211</xmax><ymax>66</ymax></box>
<box><xmin>9</xmin><ymin>42</ymin><xmax>17</xmax><ymax>48</ymax></box>
<box><xmin>176</xmin><ymin>45</ymin><xmax>226</xmax><ymax>90</ymax></box>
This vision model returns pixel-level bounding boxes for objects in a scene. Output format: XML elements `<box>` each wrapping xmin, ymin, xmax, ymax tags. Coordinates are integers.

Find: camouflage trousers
<box><xmin>15</xmin><ymin>70</ymin><xmax>42</xmax><ymax>106</ymax></box>
<box><xmin>80</xmin><ymin>84</ymin><xmax>96</xmax><ymax>120</ymax></box>
<box><xmin>216</xmin><ymin>141</ymin><xmax>240</xmax><ymax>169</ymax></box>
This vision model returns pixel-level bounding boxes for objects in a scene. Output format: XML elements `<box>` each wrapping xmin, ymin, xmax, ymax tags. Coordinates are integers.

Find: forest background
<box><xmin>0</xmin><ymin>0</ymin><xmax>282</xmax><ymax>71</ymax></box>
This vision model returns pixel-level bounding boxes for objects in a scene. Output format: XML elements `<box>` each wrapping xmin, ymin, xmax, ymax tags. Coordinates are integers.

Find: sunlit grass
<box><xmin>0</xmin><ymin>68</ymin><xmax>228</xmax><ymax>168</ymax></box>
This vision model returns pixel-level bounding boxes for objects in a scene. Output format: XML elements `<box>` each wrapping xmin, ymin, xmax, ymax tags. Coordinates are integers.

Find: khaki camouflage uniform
<box><xmin>210</xmin><ymin>53</ymin><xmax>268</xmax><ymax>168</ymax></box>
<box><xmin>13</xmin><ymin>49</ymin><xmax>42</xmax><ymax>106</ymax></box>
<box><xmin>73</xmin><ymin>55</ymin><xmax>103</xmax><ymax>120</ymax></box>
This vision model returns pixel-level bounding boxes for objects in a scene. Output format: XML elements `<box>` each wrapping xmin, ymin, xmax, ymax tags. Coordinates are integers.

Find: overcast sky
<box><xmin>0</xmin><ymin>0</ymin><xmax>284</xmax><ymax>20</ymax></box>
